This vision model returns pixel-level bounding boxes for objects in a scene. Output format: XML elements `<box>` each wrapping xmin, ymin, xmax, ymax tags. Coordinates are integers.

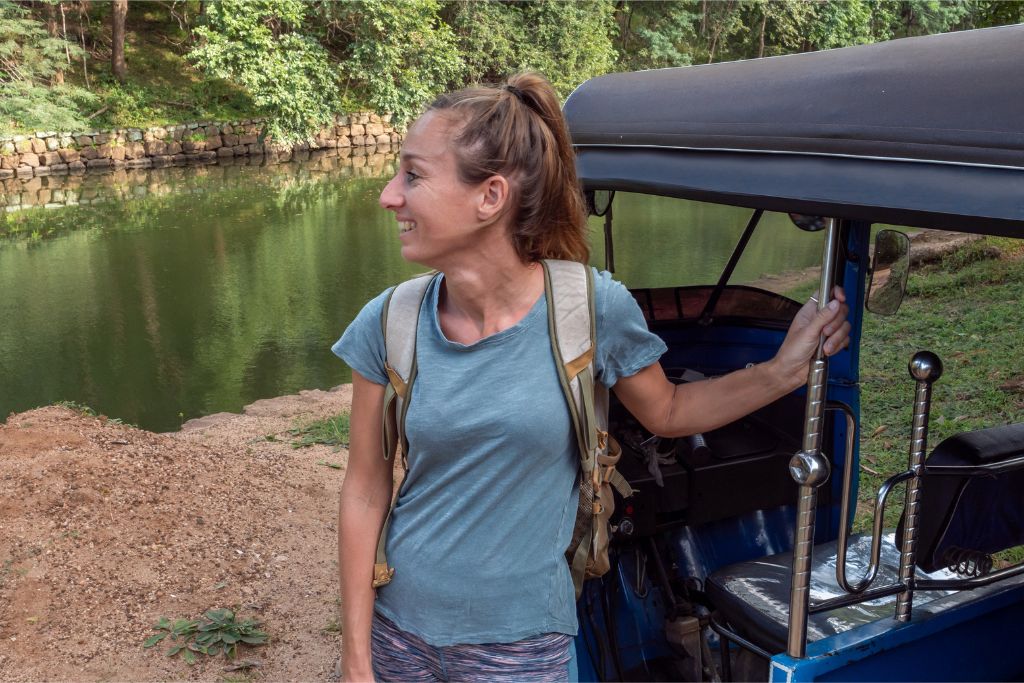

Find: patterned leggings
<box><xmin>370</xmin><ymin>612</ymin><xmax>573</xmax><ymax>682</ymax></box>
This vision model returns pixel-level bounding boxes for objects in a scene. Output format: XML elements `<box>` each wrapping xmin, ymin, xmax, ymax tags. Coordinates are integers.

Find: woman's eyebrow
<box><xmin>400</xmin><ymin>151</ymin><xmax>427</xmax><ymax>164</ymax></box>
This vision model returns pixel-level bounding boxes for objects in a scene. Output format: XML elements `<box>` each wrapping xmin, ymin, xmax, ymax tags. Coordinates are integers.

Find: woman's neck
<box><xmin>437</xmin><ymin>253</ymin><xmax>545</xmax><ymax>345</ymax></box>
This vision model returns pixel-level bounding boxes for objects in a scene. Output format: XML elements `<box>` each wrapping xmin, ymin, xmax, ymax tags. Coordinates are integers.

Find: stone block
<box><xmin>16</xmin><ymin>166</ymin><xmax>34</xmax><ymax>178</ymax></box>
<box><xmin>20</xmin><ymin>153</ymin><xmax>40</xmax><ymax>168</ymax></box>
<box><xmin>145</xmin><ymin>140</ymin><xmax>167</xmax><ymax>156</ymax></box>
<box><xmin>41</xmin><ymin>151</ymin><xmax>62</xmax><ymax>166</ymax></box>
<box><xmin>58</xmin><ymin>148</ymin><xmax>80</xmax><ymax>163</ymax></box>
<box><xmin>365</xmin><ymin>123</ymin><xmax>384</xmax><ymax>137</ymax></box>
<box><xmin>221</xmin><ymin>133</ymin><xmax>239</xmax><ymax>146</ymax></box>
<box><xmin>110</xmin><ymin>145</ymin><xmax>126</xmax><ymax>161</ymax></box>
<box><xmin>126</xmin><ymin>158</ymin><xmax>153</xmax><ymax>169</ymax></box>
<box><xmin>127</xmin><ymin>130</ymin><xmax>143</xmax><ymax>142</ymax></box>
<box><xmin>15</xmin><ymin>139</ymin><xmax>32</xmax><ymax>153</ymax></box>
<box><xmin>231</xmin><ymin>145</ymin><xmax>246</xmax><ymax>156</ymax></box>
<box><xmin>112</xmin><ymin>159</ymin><xmax>126</xmax><ymax>169</ymax></box>
<box><xmin>86</xmin><ymin>158</ymin><xmax>112</xmax><ymax>169</ymax></box>
<box><xmin>75</xmin><ymin>135</ymin><xmax>94</xmax><ymax>147</ymax></box>
<box><xmin>151</xmin><ymin>155</ymin><xmax>173</xmax><ymax>167</ymax></box>
<box><xmin>46</xmin><ymin>137</ymin><xmax>59</xmax><ymax>151</ymax></box>
<box><xmin>170</xmin><ymin>127</ymin><xmax>184</xmax><ymax>141</ymax></box>
<box><xmin>0</xmin><ymin>169</ymin><xmax>13</xmax><ymax>179</ymax></box>
<box><xmin>195</xmin><ymin>151</ymin><xmax>217</xmax><ymax>162</ymax></box>
<box><xmin>68</xmin><ymin>161</ymin><xmax>86</xmax><ymax>173</ymax></box>
<box><xmin>216</xmin><ymin>146</ymin><xmax>234</xmax><ymax>158</ymax></box>
<box><xmin>152</xmin><ymin>127</ymin><xmax>167</xmax><ymax>140</ymax></box>
<box><xmin>204</xmin><ymin>135</ymin><xmax>222</xmax><ymax>150</ymax></box>
<box><xmin>50</xmin><ymin>163</ymin><xmax>68</xmax><ymax>174</ymax></box>
<box><xmin>375</xmin><ymin>134</ymin><xmax>391</xmax><ymax>146</ymax></box>
<box><xmin>166</xmin><ymin>141</ymin><xmax>182</xmax><ymax>155</ymax></box>
<box><xmin>369</xmin><ymin>113</ymin><xmax>382</xmax><ymax>123</ymax></box>
<box><xmin>181</xmin><ymin>139</ymin><xmax>206</xmax><ymax>153</ymax></box>
<box><xmin>221</xmin><ymin>123</ymin><xmax>233</xmax><ymax>135</ymax></box>
<box><xmin>239</xmin><ymin>134</ymin><xmax>258</xmax><ymax>145</ymax></box>
<box><xmin>336</xmin><ymin>135</ymin><xmax>351</xmax><ymax>148</ymax></box>
<box><xmin>94</xmin><ymin>133</ymin><xmax>110</xmax><ymax>145</ymax></box>
<box><xmin>30</xmin><ymin>138</ymin><xmax>46</xmax><ymax>154</ymax></box>
<box><xmin>247</xmin><ymin>143</ymin><xmax>264</xmax><ymax>156</ymax></box>
<box><xmin>80</xmin><ymin>145</ymin><xmax>98</xmax><ymax>160</ymax></box>
<box><xmin>0</xmin><ymin>155</ymin><xmax>15</xmax><ymax>170</ymax></box>
<box><xmin>357</xmin><ymin>113</ymin><xmax>370</xmax><ymax>124</ymax></box>
<box><xmin>35</xmin><ymin>167</ymin><xmax>51</xmax><ymax>177</ymax></box>
<box><xmin>350</xmin><ymin>123</ymin><xmax>365</xmax><ymax>136</ymax></box>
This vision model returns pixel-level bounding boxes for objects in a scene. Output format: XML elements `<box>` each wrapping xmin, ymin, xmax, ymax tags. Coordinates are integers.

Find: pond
<box><xmin>0</xmin><ymin>150</ymin><xmax>825</xmax><ymax>431</ymax></box>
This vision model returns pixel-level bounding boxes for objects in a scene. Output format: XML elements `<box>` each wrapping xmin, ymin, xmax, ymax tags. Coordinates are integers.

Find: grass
<box><xmin>288</xmin><ymin>412</ymin><xmax>350</xmax><ymax>451</ymax></box>
<box><xmin>854</xmin><ymin>239</ymin><xmax>1024</xmax><ymax>564</ymax></box>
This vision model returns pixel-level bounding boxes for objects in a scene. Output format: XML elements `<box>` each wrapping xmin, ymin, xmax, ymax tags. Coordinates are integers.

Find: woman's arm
<box><xmin>339</xmin><ymin>371</ymin><xmax>394</xmax><ymax>682</ymax></box>
<box><xmin>614</xmin><ymin>288</ymin><xmax>851</xmax><ymax>437</ymax></box>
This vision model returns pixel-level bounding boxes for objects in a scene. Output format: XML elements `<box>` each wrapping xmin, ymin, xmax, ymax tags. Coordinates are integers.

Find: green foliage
<box><xmin>333</xmin><ymin>0</ymin><xmax>463</xmax><ymax>124</ymax></box>
<box><xmin>144</xmin><ymin>609</ymin><xmax>268</xmax><ymax>665</ymax></box>
<box><xmin>56</xmin><ymin>399</ymin><xmax>96</xmax><ymax>416</ymax></box>
<box><xmin>289</xmin><ymin>412</ymin><xmax>350</xmax><ymax>450</ymax></box>
<box><xmin>189</xmin><ymin>0</ymin><xmax>339</xmax><ymax>142</ymax></box>
<box><xmin>0</xmin><ymin>0</ymin><xmax>96</xmax><ymax>133</ymax></box>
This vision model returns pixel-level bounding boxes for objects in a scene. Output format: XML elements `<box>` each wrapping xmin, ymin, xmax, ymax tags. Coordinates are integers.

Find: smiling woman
<box><xmin>331</xmin><ymin>73</ymin><xmax>850</xmax><ymax>683</ymax></box>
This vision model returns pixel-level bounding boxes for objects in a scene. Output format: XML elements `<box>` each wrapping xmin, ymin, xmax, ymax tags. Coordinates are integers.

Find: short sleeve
<box><xmin>593</xmin><ymin>269</ymin><xmax>667</xmax><ymax>387</ymax></box>
<box><xmin>331</xmin><ymin>287</ymin><xmax>393</xmax><ymax>386</ymax></box>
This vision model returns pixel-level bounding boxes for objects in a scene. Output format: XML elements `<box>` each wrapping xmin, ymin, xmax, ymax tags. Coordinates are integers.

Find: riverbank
<box><xmin>1</xmin><ymin>232</ymin><xmax>1020</xmax><ymax>681</ymax></box>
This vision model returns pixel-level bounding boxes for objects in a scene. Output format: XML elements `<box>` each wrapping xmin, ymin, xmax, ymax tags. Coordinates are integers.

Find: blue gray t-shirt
<box><xmin>333</xmin><ymin>268</ymin><xmax>666</xmax><ymax>646</ymax></box>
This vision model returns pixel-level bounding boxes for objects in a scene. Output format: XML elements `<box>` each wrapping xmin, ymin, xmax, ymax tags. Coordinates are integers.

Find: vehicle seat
<box><xmin>899</xmin><ymin>422</ymin><xmax>1024</xmax><ymax>573</ymax></box>
<box><xmin>706</xmin><ymin>532</ymin><xmax>955</xmax><ymax>655</ymax></box>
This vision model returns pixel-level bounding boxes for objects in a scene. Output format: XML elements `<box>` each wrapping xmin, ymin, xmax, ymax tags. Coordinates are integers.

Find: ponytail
<box><xmin>428</xmin><ymin>73</ymin><xmax>590</xmax><ymax>264</ymax></box>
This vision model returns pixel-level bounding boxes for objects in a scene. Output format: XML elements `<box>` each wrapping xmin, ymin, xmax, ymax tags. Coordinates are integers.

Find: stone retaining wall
<box><xmin>1</xmin><ymin>146</ymin><xmax>396</xmax><ymax>218</ymax></box>
<box><xmin>0</xmin><ymin>112</ymin><xmax>402</xmax><ymax>180</ymax></box>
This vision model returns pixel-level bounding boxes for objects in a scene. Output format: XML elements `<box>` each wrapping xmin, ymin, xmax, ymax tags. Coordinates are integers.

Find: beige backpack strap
<box><xmin>373</xmin><ymin>272</ymin><xmax>434</xmax><ymax>588</ymax></box>
<box><xmin>543</xmin><ymin>260</ymin><xmax>631</xmax><ymax>598</ymax></box>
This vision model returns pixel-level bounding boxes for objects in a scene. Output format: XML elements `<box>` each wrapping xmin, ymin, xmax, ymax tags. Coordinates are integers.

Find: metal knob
<box><xmin>909</xmin><ymin>351</ymin><xmax>943</xmax><ymax>383</ymax></box>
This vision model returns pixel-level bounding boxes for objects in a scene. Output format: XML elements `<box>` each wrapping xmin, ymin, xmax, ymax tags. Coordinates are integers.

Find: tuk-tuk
<box><xmin>562</xmin><ymin>24</ymin><xmax>1024</xmax><ymax>682</ymax></box>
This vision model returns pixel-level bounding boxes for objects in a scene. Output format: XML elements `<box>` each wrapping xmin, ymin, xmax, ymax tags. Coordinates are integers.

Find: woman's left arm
<box><xmin>614</xmin><ymin>287</ymin><xmax>851</xmax><ymax>438</ymax></box>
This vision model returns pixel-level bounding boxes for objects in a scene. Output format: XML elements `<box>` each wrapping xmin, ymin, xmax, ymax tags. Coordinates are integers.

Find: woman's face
<box><xmin>379</xmin><ymin>111</ymin><xmax>501</xmax><ymax>269</ymax></box>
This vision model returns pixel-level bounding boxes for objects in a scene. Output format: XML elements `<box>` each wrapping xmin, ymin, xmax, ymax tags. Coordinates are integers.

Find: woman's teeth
<box><xmin>399</xmin><ymin>221</ymin><xmax>416</xmax><ymax>234</ymax></box>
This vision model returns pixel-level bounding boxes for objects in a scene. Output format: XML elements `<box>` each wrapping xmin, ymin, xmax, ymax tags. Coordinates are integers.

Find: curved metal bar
<box><xmin>916</xmin><ymin>561</ymin><xmax>1024</xmax><ymax>590</ymax></box>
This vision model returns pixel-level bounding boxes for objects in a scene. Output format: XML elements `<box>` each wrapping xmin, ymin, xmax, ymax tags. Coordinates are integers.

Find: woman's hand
<box><xmin>769</xmin><ymin>286</ymin><xmax>851</xmax><ymax>390</ymax></box>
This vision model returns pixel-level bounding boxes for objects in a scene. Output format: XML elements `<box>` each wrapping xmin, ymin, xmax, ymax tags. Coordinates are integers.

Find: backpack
<box><xmin>372</xmin><ymin>259</ymin><xmax>633</xmax><ymax>598</ymax></box>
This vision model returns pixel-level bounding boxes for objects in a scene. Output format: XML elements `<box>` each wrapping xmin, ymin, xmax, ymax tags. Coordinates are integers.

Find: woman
<box><xmin>334</xmin><ymin>73</ymin><xmax>850</xmax><ymax>682</ymax></box>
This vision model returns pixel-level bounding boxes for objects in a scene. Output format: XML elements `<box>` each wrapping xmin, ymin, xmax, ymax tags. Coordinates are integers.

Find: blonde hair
<box><xmin>428</xmin><ymin>73</ymin><xmax>590</xmax><ymax>264</ymax></box>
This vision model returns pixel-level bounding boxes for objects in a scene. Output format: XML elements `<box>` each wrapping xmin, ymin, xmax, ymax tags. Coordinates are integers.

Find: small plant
<box><xmin>144</xmin><ymin>609</ymin><xmax>268</xmax><ymax>665</ymax></box>
<box><xmin>289</xmin><ymin>412</ymin><xmax>350</xmax><ymax>450</ymax></box>
<box><xmin>186</xmin><ymin>131</ymin><xmax>208</xmax><ymax>143</ymax></box>
<box><xmin>56</xmin><ymin>399</ymin><xmax>96</xmax><ymax>416</ymax></box>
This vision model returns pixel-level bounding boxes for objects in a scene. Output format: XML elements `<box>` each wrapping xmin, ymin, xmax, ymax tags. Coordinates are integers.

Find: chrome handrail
<box><xmin>786</xmin><ymin>218</ymin><xmax>840</xmax><ymax>659</ymax></box>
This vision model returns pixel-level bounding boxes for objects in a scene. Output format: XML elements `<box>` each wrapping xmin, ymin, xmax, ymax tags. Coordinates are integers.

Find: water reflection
<box><xmin>0</xmin><ymin>153</ymin><xmax>824</xmax><ymax>431</ymax></box>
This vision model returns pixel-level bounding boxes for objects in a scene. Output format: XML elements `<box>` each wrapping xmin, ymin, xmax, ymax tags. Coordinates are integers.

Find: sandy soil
<box><xmin>0</xmin><ymin>387</ymin><xmax>367</xmax><ymax>682</ymax></box>
<box><xmin>0</xmin><ymin>229</ymin><xmax>985</xmax><ymax>681</ymax></box>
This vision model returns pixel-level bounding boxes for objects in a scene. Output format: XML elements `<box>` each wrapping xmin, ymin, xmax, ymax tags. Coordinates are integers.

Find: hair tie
<box><xmin>503</xmin><ymin>84</ymin><xmax>525</xmax><ymax>102</ymax></box>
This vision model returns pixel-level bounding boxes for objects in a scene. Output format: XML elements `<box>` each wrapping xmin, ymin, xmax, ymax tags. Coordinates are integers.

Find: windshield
<box><xmin>587</xmin><ymin>192</ymin><xmax>825</xmax><ymax>297</ymax></box>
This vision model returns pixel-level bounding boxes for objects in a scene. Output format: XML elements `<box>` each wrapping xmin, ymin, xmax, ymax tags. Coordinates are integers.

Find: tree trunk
<box><xmin>758</xmin><ymin>11</ymin><xmax>767</xmax><ymax>58</ymax></box>
<box><xmin>46</xmin><ymin>2</ymin><xmax>65</xmax><ymax>84</ymax></box>
<box><xmin>111</xmin><ymin>0</ymin><xmax>127</xmax><ymax>82</ymax></box>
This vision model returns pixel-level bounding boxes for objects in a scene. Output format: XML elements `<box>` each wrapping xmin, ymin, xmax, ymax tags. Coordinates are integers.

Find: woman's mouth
<box><xmin>399</xmin><ymin>221</ymin><xmax>416</xmax><ymax>234</ymax></box>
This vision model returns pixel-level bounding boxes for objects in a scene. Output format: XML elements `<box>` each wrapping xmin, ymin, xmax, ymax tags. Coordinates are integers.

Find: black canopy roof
<box><xmin>564</xmin><ymin>25</ymin><xmax>1024</xmax><ymax>236</ymax></box>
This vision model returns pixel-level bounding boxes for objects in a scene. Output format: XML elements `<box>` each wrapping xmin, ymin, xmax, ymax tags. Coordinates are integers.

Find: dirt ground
<box><xmin>0</xmin><ymin>229</ymin><xmax>985</xmax><ymax>682</ymax></box>
<box><xmin>0</xmin><ymin>386</ymin><xmax>367</xmax><ymax>682</ymax></box>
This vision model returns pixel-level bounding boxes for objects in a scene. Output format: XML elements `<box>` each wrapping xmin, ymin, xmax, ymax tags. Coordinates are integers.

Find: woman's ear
<box><xmin>476</xmin><ymin>174</ymin><xmax>510</xmax><ymax>222</ymax></box>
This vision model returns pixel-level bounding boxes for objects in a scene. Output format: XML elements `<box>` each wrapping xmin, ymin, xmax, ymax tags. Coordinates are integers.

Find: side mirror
<box><xmin>866</xmin><ymin>229</ymin><xmax>911</xmax><ymax>315</ymax></box>
<box><xmin>586</xmin><ymin>190</ymin><xmax>614</xmax><ymax>217</ymax></box>
<box><xmin>788</xmin><ymin>213</ymin><xmax>829</xmax><ymax>232</ymax></box>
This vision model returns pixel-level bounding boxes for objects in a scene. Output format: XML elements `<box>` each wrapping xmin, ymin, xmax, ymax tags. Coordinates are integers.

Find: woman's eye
<box><xmin>405</xmin><ymin>170</ymin><xmax>420</xmax><ymax>183</ymax></box>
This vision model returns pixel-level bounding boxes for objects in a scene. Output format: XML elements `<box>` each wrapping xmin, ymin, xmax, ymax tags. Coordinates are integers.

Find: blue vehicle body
<box><xmin>565</xmin><ymin>25</ymin><xmax>1024</xmax><ymax>682</ymax></box>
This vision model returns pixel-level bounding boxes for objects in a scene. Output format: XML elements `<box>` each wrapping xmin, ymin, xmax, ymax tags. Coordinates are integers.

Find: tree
<box><xmin>0</xmin><ymin>0</ymin><xmax>95</xmax><ymax>133</ymax></box>
<box><xmin>189</xmin><ymin>0</ymin><xmax>340</xmax><ymax>142</ymax></box>
<box><xmin>111</xmin><ymin>0</ymin><xmax>126</xmax><ymax>82</ymax></box>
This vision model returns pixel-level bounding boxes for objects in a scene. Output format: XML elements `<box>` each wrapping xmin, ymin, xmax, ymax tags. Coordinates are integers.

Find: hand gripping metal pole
<box><xmin>786</xmin><ymin>218</ymin><xmax>840</xmax><ymax>659</ymax></box>
<box><xmin>895</xmin><ymin>351</ymin><xmax>942</xmax><ymax>622</ymax></box>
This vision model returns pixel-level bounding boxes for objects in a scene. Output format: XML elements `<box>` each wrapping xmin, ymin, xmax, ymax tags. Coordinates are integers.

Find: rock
<box><xmin>15</xmin><ymin>139</ymin><xmax>32</xmax><ymax>153</ymax></box>
<box><xmin>126</xmin><ymin>158</ymin><xmax>152</xmax><ymax>169</ymax></box>
<box><xmin>34</xmin><ymin>166</ymin><xmax>51</xmax><ymax>177</ymax></box>
<box><xmin>222</xmin><ymin>133</ymin><xmax>239</xmax><ymax>146</ymax></box>
<box><xmin>0</xmin><ymin>169</ymin><xmax>13</xmax><ymax>179</ymax></box>
<box><xmin>221</xmin><ymin>123</ymin><xmax>233</xmax><ymax>135</ymax></box>
<box><xmin>50</xmin><ymin>163</ymin><xmax>68</xmax><ymax>175</ymax></box>
<box><xmin>0</xmin><ymin>155</ymin><xmax>16</xmax><ymax>170</ymax></box>
<box><xmin>79</xmin><ymin>146</ymin><xmax>98</xmax><ymax>160</ymax></box>
<box><xmin>68</xmin><ymin>161</ymin><xmax>86</xmax><ymax>173</ymax></box>
<box><xmin>109</xmin><ymin>145</ymin><xmax>126</xmax><ymax>161</ymax></box>
<box><xmin>46</xmin><ymin>137</ymin><xmax>60</xmax><ymax>151</ymax></box>
<box><xmin>375</xmin><ymin>134</ymin><xmax>390</xmax><ymax>146</ymax></box>
<box><xmin>127</xmin><ymin>129</ymin><xmax>143</xmax><ymax>142</ymax></box>
<box><xmin>16</xmin><ymin>166</ymin><xmax>33</xmax><ymax>178</ymax></box>
<box><xmin>365</xmin><ymin>123</ymin><xmax>384</xmax><ymax>137</ymax></box>
<box><xmin>165</xmin><ymin>141</ymin><xmax>182</xmax><ymax>156</ymax></box>
<box><xmin>58</xmin><ymin>148</ymin><xmax>80</xmax><ymax>163</ymax></box>
<box><xmin>239</xmin><ymin>134</ymin><xmax>258</xmax><ymax>145</ymax></box>
<box><xmin>20</xmin><ymin>152</ymin><xmax>40</xmax><ymax>168</ymax></box>
<box><xmin>30</xmin><ymin>138</ymin><xmax>46</xmax><ymax>154</ymax></box>
<box><xmin>350</xmin><ymin>123</ymin><xmax>365</xmax><ymax>136</ymax></box>
<box><xmin>151</xmin><ymin>155</ymin><xmax>173</xmax><ymax>167</ymax></box>
<box><xmin>231</xmin><ymin>145</ymin><xmax>246</xmax><ymax>156</ymax></box>
<box><xmin>41</xmin><ymin>151</ymin><xmax>61</xmax><ymax>166</ymax></box>
<box><xmin>216</xmin><ymin>146</ymin><xmax>234</xmax><ymax>158</ymax></box>
<box><xmin>94</xmin><ymin>133</ymin><xmax>110</xmax><ymax>145</ymax></box>
<box><xmin>86</xmin><ymin>158</ymin><xmax>112</xmax><ymax>169</ymax></box>
<box><xmin>75</xmin><ymin>135</ymin><xmax>94</xmax><ymax>147</ymax></box>
<box><xmin>126</xmin><ymin>141</ymin><xmax>146</xmax><ymax>159</ymax></box>
<box><xmin>204</xmin><ymin>135</ymin><xmax>222</xmax><ymax>150</ymax></box>
<box><xmin>144</xmin><ymin>140</ymin><xmax>167</xmax><ymax>156</ymax></box>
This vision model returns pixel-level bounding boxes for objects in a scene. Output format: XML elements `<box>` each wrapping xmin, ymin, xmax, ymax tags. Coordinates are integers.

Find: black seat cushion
<box><xmin>900</xmin><ymin>423</ymin><xmax>1024</xmax><ymax>573</ymax></box>
<box><xmin>707</xmin><ymin>533</ymin><xmax>954</xmax><ymax>654</ymax></box>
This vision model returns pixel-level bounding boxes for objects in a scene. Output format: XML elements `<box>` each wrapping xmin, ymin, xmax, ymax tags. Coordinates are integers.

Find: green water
<box><xmin>0</xmin><ymin>159</ymin><xmax>823</xmax><ymax>431</ymax></box>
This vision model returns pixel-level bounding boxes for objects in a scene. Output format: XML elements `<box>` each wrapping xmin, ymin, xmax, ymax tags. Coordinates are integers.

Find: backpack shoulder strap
<box><xmin>542</xmin><ymin>259</ymin><xmax>601</xmax><ymax>471</ymax></box>
<box><xmin>380</xmin><ymin>272</ymin><xmax>434</xmax><ymax>462</ymax></box>
<box><xmin>373</xmin><ymin>272</ymin><xmax>433</xmax><ymax>588</ymax></box>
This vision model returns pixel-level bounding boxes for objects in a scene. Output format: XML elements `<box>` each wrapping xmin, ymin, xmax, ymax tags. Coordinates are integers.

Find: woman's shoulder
<box><xmin>589</xmin><ymin>267</ymin><xmax>634</xmax><ymax>316</ymax></box>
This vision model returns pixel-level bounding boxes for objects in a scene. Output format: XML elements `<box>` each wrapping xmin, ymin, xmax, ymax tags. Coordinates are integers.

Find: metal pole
<box><xmin>895</xmin><ymin>351</ymin><xmax>942</xmax><ymax>621</ymax></box>
<box><xmin>786</xmin><ymin>218</ymin><xmax>840</xmax><ymax>658</ymax></box>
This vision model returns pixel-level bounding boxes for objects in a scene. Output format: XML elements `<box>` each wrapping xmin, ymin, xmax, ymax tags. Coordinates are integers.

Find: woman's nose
<box><xmin>379</xmin><ymin>174</ymin><xmax>403</xmax><ymax>210</ymax></box>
